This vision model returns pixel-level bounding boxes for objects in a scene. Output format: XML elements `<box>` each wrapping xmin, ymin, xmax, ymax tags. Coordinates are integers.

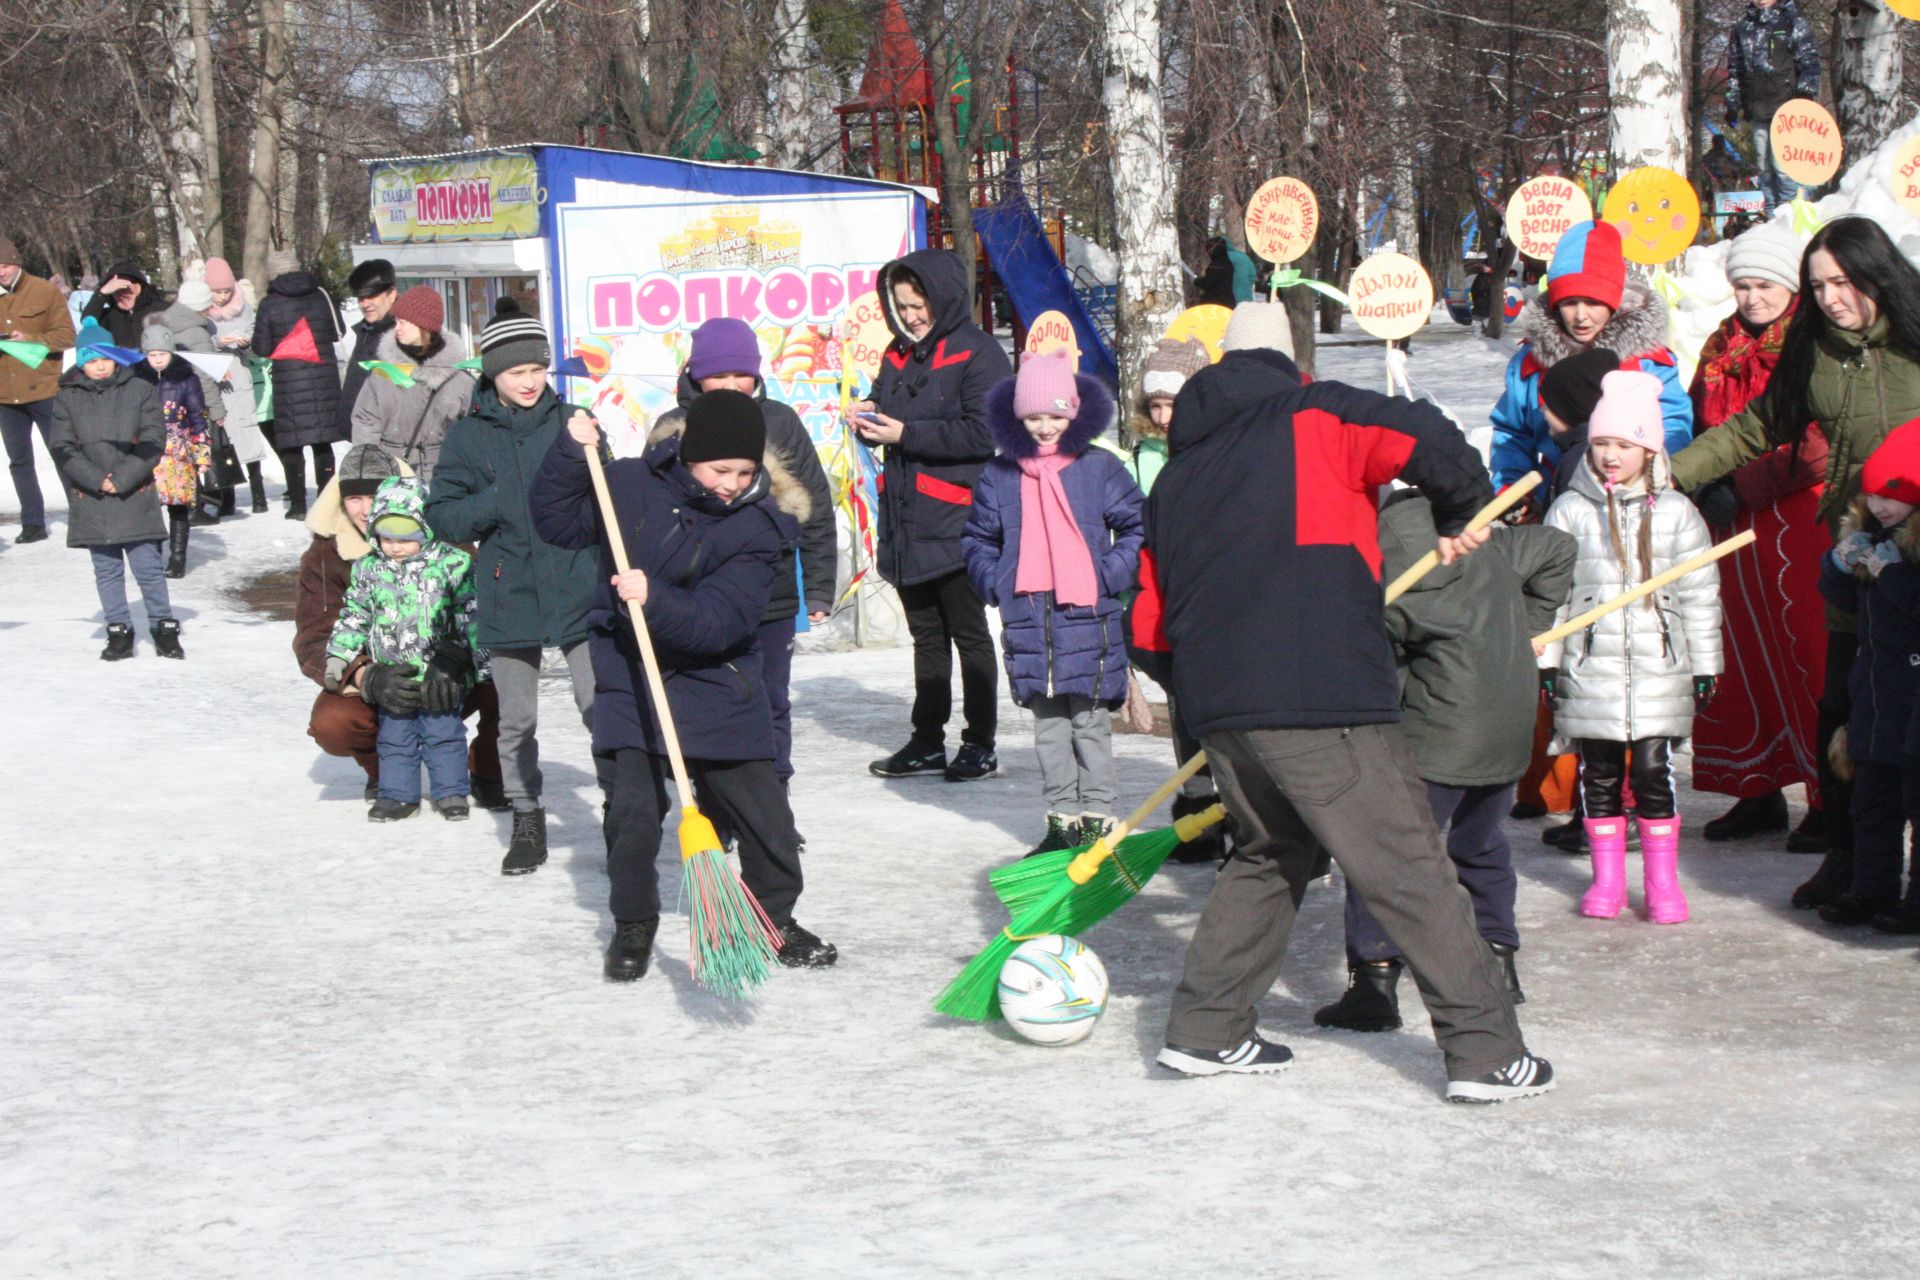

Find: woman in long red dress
<box><xmin>1686</xmin><ymin>224</ymin><xmax>1828</xmax><ymax>849</ymax></box>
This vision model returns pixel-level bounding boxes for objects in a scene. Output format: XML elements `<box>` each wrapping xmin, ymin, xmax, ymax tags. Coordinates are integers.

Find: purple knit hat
<box><xmin>1013</xmin><ymin>351</ymin><xmax>1081</xmax><ymax>419</ymax></box>
<box><xmin>686</xmin><ymin>317</ymin><xmax>764</xmax><ymax>382</ymax></box>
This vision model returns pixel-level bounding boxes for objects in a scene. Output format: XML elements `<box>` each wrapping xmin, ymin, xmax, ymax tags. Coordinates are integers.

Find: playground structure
<box><xmin>833</xmin><ymin>0</ymin><xmax>1117</xmax><ymax>381</ymax></box>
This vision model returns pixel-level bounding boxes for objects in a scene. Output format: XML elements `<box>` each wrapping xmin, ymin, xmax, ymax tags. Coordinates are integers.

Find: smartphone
<box><xmin>856</xmin><ymin>412</ymin><xmax>884</xmax><ymax>424</ymax></box>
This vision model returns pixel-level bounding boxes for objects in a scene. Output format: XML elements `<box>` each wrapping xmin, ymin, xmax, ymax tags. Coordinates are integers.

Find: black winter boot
<box><xmin>1871</xmin><ymin>899</ymin><xmax>1920</xmax><ymax>934</ymax></box>
<box><xmin>604</xmin><ymin>917</ymin><xmax>660</xmax><ymax>981</ymax></box>
<box><xmin>1024</xmin><ymin>812</ymin><xmax>1080</xmax><ymax>859</ymax></box>
<box><xmin>367</xmin><ymin>797</ymin><xmax>420</xmax><ymax>822</ymax></box>
<box><xmin>100</xmin><ymin>624</ymin><xmax>135</xmax><ymax>661</ymax></box>
<box><xmin>1818</xmin><ymin>891</ymin><xmax>1896</xmax><ymax>927</ymax></box>
<box><xmin>1313</xmin><ymin>961</ymin><xmax>1403</xmax><ymax>1031</ymax></box>
<box><xmin>1489</xmin><ymin>942</ymin><xmax>1526</xmax><ymax>1005</ymax></box>
<box><xmin>433</xmin><ymin>796</ymin><xmax>470</xmax><ymax>822</ymax></box>
<box><xmin>775</xmin><ymin>920</ymin><xmax>839</xmax><ymax>968</ymax></box>
<box><xmin>14</xmin><ymin>524</ymin><xmax>48</xmax><ymax>544</ymax></box>
<box><xmin>1703</xmin><ymin>790</ymin><xmax>1789</xmax><ymax>841</ymax></box>
<box><xmin>164</xmin><ymin>507</ymin><xmax>189</xmax><ymax>578</ymax></box>
<box><xmin>470</xmin><ymin>776</ymin><xmax>510</xmax><ymax>811</ymax></box>
<box><xmin>502</xmin><ymin>808</ymin><xmax>548</xmax><ymax>875</ymax></box>
<box><xmin>247</xmin><ymin>461</ymin><xmax>268</xmax><ymax>514</ymax></box>
<box><xmin>1786</xmin><ymin>808</ymin><xmax>1828</xmax><ymax>854</ymax></box>
<box><xmin>151</xmin><ymin>619</ymin><xmax>185</xmax><ymax>659</ymax></box>
<box><xmin>1791</xmin><ymin>846</ymin><xmax>1852</xmax><ymax>910</ymax></box>
<box><xmin>1168</xmin><ymin>792</ymin><xmax>1227</xmax><ymax>865</ymax></box>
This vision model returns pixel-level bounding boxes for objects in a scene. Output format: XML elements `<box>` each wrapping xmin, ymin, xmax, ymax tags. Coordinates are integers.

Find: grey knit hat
<box><xmin>266</xmin><ymin>247</ymin><xmax>299</xmax><ymax>277</ymax></box>
<box><xmin>478</xmin><ymin>297</ymin><xmax>551</xmax><ymax>381</ymax></box>
<box><xmin>337</xmin><ymin>444</ymin><xmax>404</xmax><ymax>497</ymax></box>
<box><xmin>1725</xmin><ymin>223</ymin><xmax>1805</xmax><ymax>293</ymax></box>
<box><xmin>1222</xmin><ymin>300</ymin><xmax>1295</xmax><ymax>358</ymax></box>
<box><xmin>139</xmin><ymin>318</ymin><xmax>176</xmax><ymax>353</ymax></box>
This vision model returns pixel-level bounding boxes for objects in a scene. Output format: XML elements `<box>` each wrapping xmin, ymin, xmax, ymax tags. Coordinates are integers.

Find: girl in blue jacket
<box><xmin>1489</xmin><ymin>220</ymin><xmax>1693</xmax><ymax>492</ymax></box>
<box><xmin>963</xmin><ymin>352</ymin><xmax>1145</xmax><ymax>856</ymax></box>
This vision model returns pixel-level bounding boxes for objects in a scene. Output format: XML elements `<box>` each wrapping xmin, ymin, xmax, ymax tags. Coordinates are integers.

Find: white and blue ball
<box><xmin>996</xmin><ymin>934</ymin><xmax>1109</xmax><ymax>1046</ymax></box>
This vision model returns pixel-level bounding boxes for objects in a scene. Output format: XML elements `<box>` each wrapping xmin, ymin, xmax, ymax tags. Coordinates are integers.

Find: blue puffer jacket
<box><xmin>962</xmin><ymin>375</ymin><xmax>1144</xmax><ymax>708</ymax></box>
<box><xmin>528</xmin><ymin>428</ymin><xmax>793</xmax><ymax>761</ymax></box>
<box><xmin>1819</xmin><ymin>499</ymin><xmax>1920</xmax><ymax>765</ymax></box>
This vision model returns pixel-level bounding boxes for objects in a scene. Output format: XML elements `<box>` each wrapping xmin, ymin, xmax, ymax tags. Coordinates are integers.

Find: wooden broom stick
<box><xmin>1533</xmin><ymin>529</ymin><xmax>1755</xmax><ymax>649</ymax></box>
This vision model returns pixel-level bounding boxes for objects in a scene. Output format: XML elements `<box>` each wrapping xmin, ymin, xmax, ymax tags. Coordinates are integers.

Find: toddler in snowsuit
<box><xmin>325</xmin><ymin>476</ymin><xmax>486</xmax><ymax>822</ymax></box>
<box><xmin>1544</xmin><ymin>370</ymin><xmax>1722</xmax><ymax>923</ymax></box>
<box><xmin>139</xmin><ymin>318</ymin><xmax>214</xmax><ymax>579</ymax></box>
<box><xmin>1815</xmin><ymin>420</ymin><xmax>1920</xmax><ymax>932</ymax></box>
<box><xmin>963</xmin><ymin>351</ymin><xmax>1145</xmax><ymax>855</ymax></box>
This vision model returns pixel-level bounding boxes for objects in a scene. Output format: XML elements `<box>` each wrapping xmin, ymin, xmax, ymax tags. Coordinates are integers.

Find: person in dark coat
<box><xmin>1135</xmin><ymin>304</ymin><xmax>1554</xmax><ymax>1101</ymax></box>
<box><xmin>47</xmin><ymin>320</ymin><xmax>179</xmax><ymax>660</ymax></box>
<box><xmin>852</xmin><ymin>247</ymin><xmax>1013</xmax><ymax>782</ymax></box>
<box><xmin>530</xmin><ymin>389</ymin><xmax>838</xmax><ymax>981</ymax></box>
<box><xmin>80</xmin><ymin>259</ymin><xmax>164</xmax><ymax>349</ymax></box>
<box><xmin>298</xmin><ymin>444</ymin><xmax>502</xmax><ymax>806</ymax></box>
<box><xmin>253</xmin><ymin>252</ymin><xmax>344</xmax><ymax>518</ymax></box>
<box><xmin>337</xmin><ymin>258</ymin><xmax>397</xmax><ymax>437</ymax></box>
<box><xmin>964</xmin><ymin>352</ymin><xmax>1143</xmax><ymax>855</ymax></box>
<box><xmin>649</xmin><ymin>317</ymin><xmax>836</xmax><ymax>784</ymax></box>
<box><xmin>1725</xmin><ymin>0</ymin><xmax>1822</xmax><ymax>213</ymax></box>
<box><xmin>427</xmin><ymin>299</ymin><xmax>604</xmax><ymax>874</ymax></box>
<box><xmin>1314</xmin><ymin>491</ymin><xmax>1575</xmax><ymax>1033</ymax></box>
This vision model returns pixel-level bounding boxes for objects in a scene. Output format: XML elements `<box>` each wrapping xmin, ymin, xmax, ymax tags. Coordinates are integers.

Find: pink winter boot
<box><xmin>1580</xmin><ymin>817</ymin><xmax>1630</xmax><ymax>918</ymax></box>
<box><xmin>1638</xmin><ymin>815</ymin><xmax>1690</xmax><ymax>924</ymax></box>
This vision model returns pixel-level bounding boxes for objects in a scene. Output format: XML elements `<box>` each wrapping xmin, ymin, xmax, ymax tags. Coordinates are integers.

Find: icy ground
<box><xmin>4</xmin><ymin>323</ymin><xmax>1917</xmax><ymax>1278</ymax></box>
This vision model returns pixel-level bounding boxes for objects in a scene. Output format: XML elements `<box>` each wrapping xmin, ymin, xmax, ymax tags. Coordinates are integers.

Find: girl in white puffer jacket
<box><xmin>1544</xmin><ymin>370</ymin><xmax>1723</xmax><ymax>924</ymax></box>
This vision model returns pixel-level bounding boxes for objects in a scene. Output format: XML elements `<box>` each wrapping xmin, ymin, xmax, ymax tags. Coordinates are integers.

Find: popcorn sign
<box><xmin>1769</xmin><ymin>99</ymin><xmax>1843</xmax><ymax>187</ymax></box>
<box><xmin>1244</xmin><ymin>177</ymin><xmax>1319</xmax><ymax>264</ymax></box>
<box><xmin>1505</xmin><ymin>176</ymin><xmax>1593</xmax><ymax>261</ymax></box>
<box><xmin>367</xmin><ymin>150</ymin><xmax>539</xmax><ymax>243</ymax></box>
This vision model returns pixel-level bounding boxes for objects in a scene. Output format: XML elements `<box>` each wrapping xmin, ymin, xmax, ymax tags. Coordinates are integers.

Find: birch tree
<box><xmin>1102</xmin><ymin>0</ymin><xmax>1184</xmax><ymax>420</ymax></box>
<box><xmin>1383</xmin><ymin>0</ymin><xmax>1420</xmax><ymax>260</ymax></box>
<box><xmin>1606</xmin><ymin>0</ymin><xmax>1688</xmax><ymax>176</ymax></box>
<box><xmin>1834</xmin><ymin>0</ymin><xmax>1904</xmax><ymax>161</ymax></box>
<box><xmin>766</xmin><ymin>0</ymin><xmax>818</xmax><ymax>168</ymax></box>
<box><xmin>242</xmin><ymin>0</ymin><xmax>291</xmax><ymax>286</ymax></box>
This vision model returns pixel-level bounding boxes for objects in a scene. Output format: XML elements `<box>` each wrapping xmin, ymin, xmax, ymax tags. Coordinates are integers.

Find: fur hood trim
<box><xmin>646</xmin><ymin>415</ymin><xmax>812</xmax><ymax>524</ymax></box>
<box><xmin>305</xmin><ymin>455</ymin><xmax>418</xmax><ymax>560</ymax></box>
<box><xmin>1838</xmin><ymin>494</ymin><xmax>1920</xmax><ymax>577</ymax></box>
<box><xmin>984</xmin><ymin>372</ymin><xmax>1116</xmax><ymax>460</ymax></box>
<box><xmin>1517</xmin><ymin>279</ymin><xmax>1671</xmax><ymax>369</ymax></box>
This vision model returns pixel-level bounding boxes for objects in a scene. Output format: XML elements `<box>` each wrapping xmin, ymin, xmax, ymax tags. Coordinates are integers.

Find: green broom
<box><xmin>934</xmin><ymin>755</ymin><xmax>1215</xmax><ymax>1021</ymax></box>
<box><xmin>583</xmin><ymin>433</ymin><xmax>783</xmax><ymax>999</ymax></box>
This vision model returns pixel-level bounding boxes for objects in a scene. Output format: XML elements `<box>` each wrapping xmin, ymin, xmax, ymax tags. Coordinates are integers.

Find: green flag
<box><xmin>359</xmin><ymin>359</ymin><xmax>417</xmax><ymax>388</ymax></box>
<box><xmin>0</xmin><ymin>339</ymin><xmax>50</xmax><ymax>368</ymax></box>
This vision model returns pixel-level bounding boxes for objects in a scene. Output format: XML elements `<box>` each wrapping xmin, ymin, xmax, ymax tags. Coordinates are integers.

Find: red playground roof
<box><xmin>836</xmin><ymin>0</ymin><xmax>933</xmax><ymax>114</ymax></box>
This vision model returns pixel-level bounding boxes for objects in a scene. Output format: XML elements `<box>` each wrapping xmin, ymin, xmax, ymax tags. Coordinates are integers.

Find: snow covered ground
<box><xmin>4</xmin><ymin>323</ymin><xmax>1917</xmax><ymax>1278</ymax></box>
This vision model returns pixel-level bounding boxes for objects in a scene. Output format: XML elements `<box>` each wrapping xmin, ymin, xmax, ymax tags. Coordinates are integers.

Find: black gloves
<box><xmin>1540</xmin><ymin>668</ymin><xmax>1559</xmax><ymax>704</ymax></box>
<box><xmin>420</xmin><ymin>645</ymin><xmax>472</xmax><ymax>714</ymax></box>
<box><xmin>361</xmin><ymin>662</ymin><xmax>423</xmax><ymax>714</ymax></box>
<box><xmin>1693</xmin><ymin>478</ymin><xmax>1741</xmax><ymax>527</ymax></box>
<box><xmin>1694</xmin><ymin>675</ymin><xmax>1718</xmax><ymax>710</ymax></box>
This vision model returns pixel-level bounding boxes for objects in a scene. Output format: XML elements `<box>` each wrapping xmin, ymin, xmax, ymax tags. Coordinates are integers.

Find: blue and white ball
<box><xmin>996</xmin><ymin>934</ymin><xmax>1110</xmax><ymax>1046</ymax></box>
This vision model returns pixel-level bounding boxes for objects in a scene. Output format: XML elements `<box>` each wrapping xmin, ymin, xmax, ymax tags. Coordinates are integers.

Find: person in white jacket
<box><xmin>1544</xmin><ymin>370</ymin><xmax>1723</xmax><ymax>925</ymax></box>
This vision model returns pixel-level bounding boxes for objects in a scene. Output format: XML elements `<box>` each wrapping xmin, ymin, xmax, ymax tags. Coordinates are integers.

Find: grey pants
<box><xmin>91</xmin><ymin>541</ymin><xmax>173</xmax><ymax>627</ymax></box>
<box><xmin>490</xmin><ymin>642</ymin><xmax>600</xmax><ymax>812</ymax></box>
<box><xmin>1030</xmin><ymin>694</ymin><xmax>1116</xmax><ymax>816</ymax></box>
<box><xmin>1167</xmin><ymin>724</ymin><xmax>1525</xmax><ymax>1082</ymax></box>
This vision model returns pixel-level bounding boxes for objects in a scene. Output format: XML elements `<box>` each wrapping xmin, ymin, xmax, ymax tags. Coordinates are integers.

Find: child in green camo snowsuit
<box><xmin>324</xmin><ymin>476</ymin><xmax>487</xmax><ymax>820</ymax></box>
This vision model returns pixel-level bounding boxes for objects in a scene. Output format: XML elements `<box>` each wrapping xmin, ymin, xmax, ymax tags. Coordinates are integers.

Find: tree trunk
<box><xmin>1384</xmin><ymin>1</ymin><xmax>1420</xmax><ymax>260</ymax></box>
<box><xmin>1606</xmin><ymin>0</ymin><xmax>1688</xmax><ymax>177</ymax></box>
<box><xmin>188</xmin><ymin>0</ymin><xmax>224</xmax><ymax>259</ymax></box>
<box><xmin>1102</xmin><ymin>0</ymin><xmax>1185</xmax><ymax>426</ymax></box>
<box><xmin>927</xmin><ymin>34</ymin><xmax>977</xmax><ymax>298</ymax></box>
<box><xmin>241</xmin><ymin>0</ymin><xmax>290</xmax><ymax>287</ymax></box>
<box><xmin>1834</xmin><ymin>1</ymin><xmax>1904</xmax><ymax>162</ymax></box>
<box><xmin>150</xmin><ymin>178</ymin><xmax>181</xmax><ymax>286</ymax></box>
<box><xmin>767</xmin><ymin>0</ymin><xmax>817</xmax><ymax>168</ymax></box>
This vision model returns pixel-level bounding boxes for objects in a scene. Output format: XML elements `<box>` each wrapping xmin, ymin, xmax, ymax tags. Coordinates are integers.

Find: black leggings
<box><xmin>1578</xmin><ymin>737</ymin><xmax>1677</xmax><ymax>820</ymax></box>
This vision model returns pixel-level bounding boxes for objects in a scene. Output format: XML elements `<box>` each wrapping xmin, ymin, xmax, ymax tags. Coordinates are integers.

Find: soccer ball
<box><xmin>996</xmin><ymin>934</ymin><xmax>1110</xmax><ymax>1046</ymax></box>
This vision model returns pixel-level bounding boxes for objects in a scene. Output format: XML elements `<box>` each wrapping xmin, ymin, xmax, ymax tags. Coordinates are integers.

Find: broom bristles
<box><xmin>683</xmin><ymin>847</ymin><xmax>782</xmax><ymax>1000</ymax></box>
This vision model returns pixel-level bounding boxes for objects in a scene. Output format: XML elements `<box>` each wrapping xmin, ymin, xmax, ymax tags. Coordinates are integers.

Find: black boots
<box><xmin>100</xmin><ymin>624</ymin><xmax>135</xmax><ymax>661</ymax></box>
<box><xmin>1025</xmin><ymin>812</ymin><xmax>1079</xmax><ymax>859</ymax></box>
<box><xmin>368</xmin><ymin>797</ymin><xmax>420</xmax><ymax>822</ymax></box>
<box><xmin>1168</xmin><ymin>792</ymin><xmax>1227</xmax><ymax>865</ymax></box>
<box><xmin>14</xmin><ymin>524</ymin><xmax>47</xmax><ymax>544</ymax></box>
<box><xmin>502</xmin><ymin>808</ymin><xmax>548</xmax><ymax>875</ymax></box>
<box><xmin>775</xmin><ymin>920</ymin><xmax>839</xmax><ymax>968</ymax></box>
<box><xmin>1489</xmin><ymin>942</ymin><xmax>1526</xmax><ymax>1005</ymax></box>
<box><xmin>1703</xmin><ymin>791</ymin><xmax>1789</xmax><ymax>841</ymax></box>
<box><xmin>1786</xmin><ymin>808</ymin><xmax>1828</xmax><ymax>854</ymax></box>
<box><xmin>605</xmin><ymin>917</ymin><xmax>660</xmax><ymax>981</ymax></box>
<box><xmin>247</xmin><ymin>461</ymin><xmax>268</xmax><ymax>514</ymax></box>
<box><xmin>151</xmin><ymin>619</ymin><xmax>185</xmax><ymax>659</ymax></box>
<box><xmin>1791</xmin><ymin>846</ymin><xmax>1852</xmax><ymax>910</ymax></box>
<box><xmin>1314</xmin><ymin>961</ymin><xmax>1404</xmax><ymax>1031</ymax></box>
<box><xmin>165</xmin><ymin>507</ymin><xmax>190</xmax><ymax>578</ymax></box>
<box><xmin>470</xmin><ymin>776</ymin><xmax>510</xmax><ymax>811</ymax></box>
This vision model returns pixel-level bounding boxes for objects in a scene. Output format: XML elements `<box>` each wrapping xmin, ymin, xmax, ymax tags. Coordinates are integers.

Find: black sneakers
<box><xmin>775</xmin><ymin>920</ymin><xmax>839</xmax><ymax>968</ymax></box>
<box><xmin>1313</xmin><ymin>961</ymin><xmax>1404</xmax><ymax>1032</ymax></box>
<box><xmin>368</xmin><ymin>797</ymin><xmax>420</xmax><ymax>822</ymax></box>
<box><xmin>605</xmin><ymin>917</ymin><xmax>660</xmax><ymax>982</ymax></box>
<box><xmin>1156</xmin><ymin>1032</ymin><xmax>1294</xmax><ymax>1076</ymax></box>
<box><xmin>869</xmin><ymin>740</ymin><xmax>947</xmax><ymax>778</ymax></box>
<box><xmin>944</xmin><ymin>743</ymin><xmax>998</xmax><ymax>782</ymax></box>
<box><xmin>100</xmin><ymin>624</ymin><xmax>135</xmax><ymax>662</ymax></box>
<box><xmin>1446</xmin><ymin>1052</ymin><xmax>1556</xmax><ymax>1104</ymax></box>
<box><xmin>151</xmin><ymin>619</ymin><xmax>185</xmax><ymax>660</ymax></box>
<box><xmin>502</xmin><ymin>808</ymin><xmax>548</xmax><ymax>875</ymax></box>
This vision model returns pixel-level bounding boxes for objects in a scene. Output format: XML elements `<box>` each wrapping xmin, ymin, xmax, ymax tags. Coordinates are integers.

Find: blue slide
<box><xmin>972</xmin><ymin>190</ymin><xmax>1118</xmax><ymax>387</ymax></box>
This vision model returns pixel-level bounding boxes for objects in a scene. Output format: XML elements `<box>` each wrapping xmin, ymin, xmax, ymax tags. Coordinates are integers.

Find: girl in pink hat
<box><xmin>1542</xmin><ymin>370</ymin><xmax>1723</xmax><ymax>924</ymax></box>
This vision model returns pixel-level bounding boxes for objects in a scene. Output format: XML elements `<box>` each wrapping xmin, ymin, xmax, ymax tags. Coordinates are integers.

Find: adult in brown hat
<box><xmin>0</xmin><ymin>235</ymin><xmax>78</xmax><ymax>544</ymax></box>
<box><xmin>348</xmin><ymin>284</ymin><xmax>474</xmax><ymax>482</ymax></box>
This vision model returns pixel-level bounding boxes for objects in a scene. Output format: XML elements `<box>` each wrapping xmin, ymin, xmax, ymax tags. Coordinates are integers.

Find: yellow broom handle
<box><xmin>1064</xmin><ymin>751</ymin><xmax>1211</xmax><ymax>885</ymax></box>
<box><xmin>582</xmin><ymin>432</ymin><xmax>698</xmax><ymax>800</ymax></box>
<box><xmin>1532</xmin><ymin>529</ymin><xmax>1754</xmax><ymax>649</ymax></box>
<box><xmin>1383</xmin><ymin>470</ymin><xmax>1542</xmax><ymax>605</ymax></box>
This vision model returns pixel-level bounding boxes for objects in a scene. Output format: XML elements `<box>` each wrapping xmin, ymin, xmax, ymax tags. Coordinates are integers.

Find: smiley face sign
<box><xmin>1600</xmin><ymin>167</ymin><xmax>1702</xmax><ymax>265</ymax></box>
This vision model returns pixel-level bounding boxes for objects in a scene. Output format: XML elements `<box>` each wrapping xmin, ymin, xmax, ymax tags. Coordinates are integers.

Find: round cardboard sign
<box><xmin>1888</xmin><ymin>0</ymin><xmax>1920</xmax><ymax>21</ymax></box>
<box><xmin>1600</xmin><ymin>167</ymin><xmax>1701</xmax><ymax>265</ymax></box>
<box><xmin>1891</xmin><ymin>135</ymin><xmax>1920</xmax><ymax>217</ymax></box>
<box><xmin>1163</xmin><ymin>305</ymin><xmax>1231</xmax><ymax>361</ymax></box>
<box><xmin>1244</xmin><ymin>177</ymin><xmax>1320</xmax><ymax>264</ymax></box>
<box><xmin>1023</xmin><ymin>310</ymin><xmax>1081</xmax><ymax>363</ymax></box>
<box><xmin>1505</xmin><ymin>176</ymin><xmax>1593</xmax><ymax>261</ymax></box>
<box><xmin>841</xmin><ymin>290</ymin><xmax>893</xmax><ymax>381</ymax></box>
<box><xmin>1347</xmin><ymin>252</ymin><xmax>1433</xmax><ymax>341</ymax></box>
<box><xmin>1769</xmin><ymin>98</ymin><xmax>1843</xmax><ymax>187</ymax></box>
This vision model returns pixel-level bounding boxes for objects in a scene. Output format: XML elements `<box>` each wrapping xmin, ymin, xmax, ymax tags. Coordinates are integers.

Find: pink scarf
<box><xmin>1014</xmin><ymin>445</ymin><xmax>1099</xmax><ymax>607</ymax></box>
<box><xmin>208</xmin><ymin>295</ymin><xmax>247</xmax><ymax>323</ymax></box>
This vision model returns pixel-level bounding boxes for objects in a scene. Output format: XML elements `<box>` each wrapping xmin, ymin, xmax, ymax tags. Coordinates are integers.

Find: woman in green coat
<box><xmin>1671</xmin><ymin>216</ymin><xmax>1920</xmax><ymax>909</ymax></box>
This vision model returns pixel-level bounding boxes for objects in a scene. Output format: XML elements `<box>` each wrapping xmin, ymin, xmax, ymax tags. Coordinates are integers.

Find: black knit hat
<box><xmin>1539</xmin><ymin>347</ymin><xmax>1620</xmax><ymax>428</ymax></box>
<box><xmin>347</xmin><ymin>258</ymin><xmax>396</xmax><ymax>298</ymax></box>
<box><xmin>478</xmin><ymin>297</ymin><xmax>551</xmax><ymax>381</ymax></box>
<box><xmin>681</xmin><ymin>390</ymin><xmax>766</xmax><ymax>464</ymax></box>
<box><xmin>337</xmin><ymin>443</ymin><xmax>404</xmax><ymax>497</ymax></box>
